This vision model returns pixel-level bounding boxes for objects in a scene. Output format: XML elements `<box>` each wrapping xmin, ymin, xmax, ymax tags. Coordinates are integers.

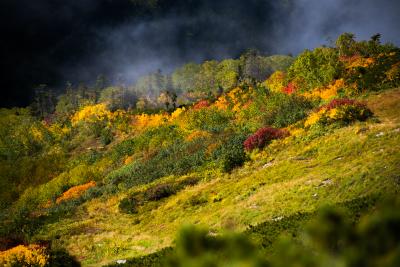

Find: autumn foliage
<box><xmin>244</xmin><ymin>127</ymin><xmax>288</xmax><ymax>151</ymax></box>
<box><xmin>305</xmin><ymin>98</ymin><xmax>372</xmax><ymax>127</ymax></box>
<box><xmin>264</xmin><ymin>71</ymin><xmax>285</xmax><ymax>92</ymax></box>
<box><xmin>193</xmin><ymin>100</ymin><xmax>210</xmax><ymax>109</ymax></box>
<box><xmin>56</xmin><ymin>181</ymin><xmax>96</xmax><ymax>204</ymax></box>
<box><xmin>282</xmin><ymin>82</ymin><xmax>298</xmax><ymax>94</ymax></box>
<box><xmin>0</xmin><ymin>244</ymin><xmax>48</xmax><ymax>267</ymax></box>
<box><xmin>320</xmin><ymin>98</ymin><xmax>364</xmax><ymax>111</ymax></box>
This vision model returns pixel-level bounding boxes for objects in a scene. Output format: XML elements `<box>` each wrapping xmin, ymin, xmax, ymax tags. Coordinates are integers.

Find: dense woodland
<box><xmin>0</xmin><ymin>33</ymin><xmax>400</xmax><ymax>266</ymax></box>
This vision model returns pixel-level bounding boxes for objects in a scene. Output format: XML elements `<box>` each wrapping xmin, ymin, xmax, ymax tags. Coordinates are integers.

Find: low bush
<box><xmin>244</xmin><ymin>127</ymin><xmax>288</xmax><ymax>151</ymax></box>
<box><xmin>47</xmin><ymin>248</ymin><xmax>81</xmax><ymax>267</ymax></box>
<box><xmin>186</xmin><ymin>194</ymin><xmax>209</xmax><ymax>207</ymax></box>
<box><xmin>144</xmin><ymin>184</ymin><xmax>177</xmax><ymax>201</ymax></box>
<box><xmin>305</xmin><ymin>98</ymin><xmax>373</xmax><ymax>127</ymax></box>
<box><xmin>320</xmin><ymin>98</ymin><xmax>362</xmax><ymax>111</ymax></box>
<box><xmin>56</xmin><ymin>181</ymin><xmax>96</xmax><ymax>204</ymax></box>
<box><xmin>217</xmin><ymin>135</ymin><xmax>247</xmax><ymax>172</ymax></box>
<box><xmin>110</xmin><ymin>139</ymin><xmax>136</xmax><ymax>162</ymax></box>
<box><xmin>106</xmin><ymin>139</ymin><xmax>209</xmax><ymax>188</ymax></box>
<box><xmin>100</xmin><ymin>127</ymin><xmax>113</xmax><ymax>145</ymax></box>
<box><xmin>119</xmin><ymin>176</ymin><xmax>201</xmax><ymax>214</ymax></box>
<box><xmin>263</xmin><ymin>93</ymin><xmax>314</xmax><ymax>128</ymax></box>
<box><xmin>185</xmin><ymin>107</ymin><xmax>232</xmax><ymax>133</ymax></box>
<box><xmin>118</xmin><ymin>196</ymin><xmax>140</xmax><ymax>214</ymax></box>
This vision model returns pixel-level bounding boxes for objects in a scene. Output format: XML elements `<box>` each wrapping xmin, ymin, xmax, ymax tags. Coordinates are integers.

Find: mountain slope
<box><xmin>32</xmin><ymin>88</ymin><xmax>400</xmax><ymax>266</ymax></box>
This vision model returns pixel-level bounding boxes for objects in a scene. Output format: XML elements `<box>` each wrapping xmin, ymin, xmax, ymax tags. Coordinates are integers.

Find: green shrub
<box><xmin>144</xmin><ymin>184</ymin><xmax>177</xmax><ymax>201</ymax></box>
<box><xmin>135</xmin><ymin>125</ymin><xmax>184</xmax><ymax>152</ymax></box>
<box><xmin>48</xmin><ymin>248</ymin><xmax>81</xmax><ymax>267</ymax></box>
<box><xmin>212</xmin><ymin>134</ymin><xmax>247</xmax><ymax>172</ymax></box>
<box><xmin>186</xmin><ymin>107</ymin><xmax>232</xmax><ymax>133</ymax></box>
<box><xmin>100</xmin><ymin>127</ymin><xmax>113</xmax><ymax>145</ymax></box>
<box><xmin>106</xmin><ymin>139</ymin><xmax>208</xmax><ymax>188</ymax></box>
<box><xmin>110</xmin><ymin>139</ymin><xmax>136</xmax><ymax>162</ymax></box>
<box><xmin>119</xmin><ymin>196</ymin><xmax>139</xmax><ymax>214</ymax></box>
<box><xmin>236</xmin><ymin>90</ymin><xmax>314</xmax><ymax>133</ymax></box>
<box><xmin>287</xmin><ymin>47</ymin><xmax>344</xmax><ymax>91</ymax></box>
<box><xmin>263</xmin><ymin>93</ymin><xmax>314</xmax><ymax>128</ymax></box>
<box><xmin>118</xmin><ymin>177</ymin><xmax>201</xmax><ymax>214</ymax></box>
<box><xmin>186</xmin><ymin>194</ymin><xmax>209</xmax><ymax>207</ymax></box>
<box><xmin>166</xmin><ymin>225</ymin><xmax>268</xmax><ymax>267</ymax></box>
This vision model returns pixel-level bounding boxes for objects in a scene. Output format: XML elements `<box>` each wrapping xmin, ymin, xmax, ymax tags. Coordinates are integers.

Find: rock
<box><xmin>117</xmin><ymin>259</ymin><xmax>127</xmax><ymax>264</ymax></box>
<box><xmin>262</xmin><ymin>162</ymin><xmax>273</xmax><ymax>168</ymax></box>
<box><xmin>272</xmin><ymin>216</ymin><xmax>284</xmax><ymax>221</ymax></box>
<box><xmin>250</xmin><ymin>204</ymin><xmax>259</xmax><ymax>209</ymax></box>
<box><xmin>208</xmin><ymin>230</ymin><xmax>218</xmax><ymax>237</ymax></box>
<box><xmin>319</xmin><ymin>179</ymin><xmax>332</xmax><ymax>187</ymax></box>
<box><xmin>355</xmin><ymin>127</ymin><xmax>368</xmax><ymax>134</ymax></box>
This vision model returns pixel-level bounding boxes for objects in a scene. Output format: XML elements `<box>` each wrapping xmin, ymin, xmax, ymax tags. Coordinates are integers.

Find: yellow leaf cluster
<box><xmin>304</xmin><ymin>79</ymin><xmax>345</xmax><ymax>100</ymax></box>
<box><xmin>134</xmin><ymin>113</ymin><xmax>169</xmax><ymax>130</ymax></box>
<box><xmin>56</xmin><ymin>181</ymin><xmax>96</xmax><ymax>204</ymax></box>
<box><xmin>264</xmin><ymin>71</ymin><xmax>286</xmax><ymax>92</ymax></box>
<box><xmin>170</xmin><ymin>107</ymin><xmax>186</xmax><ymax>120</ymax></box>
<box><xmin>286</xmin><ymin>125</ymin><xmax>305</xmax><ymax>137</ymax></box>
<box><xmin>30</xmin><ymin>126</ymin><xmax>44</xmax><ymax>141</ymax></box>
<box><xmin>214</xmin><ymin>95</ymin><xmax>230</xmax><ymax>110</ymax></box>
<box><xmin>214</xmin><ymin>87</ymin><xmax>253</xmax><ymax>112</ymax></box>
<box><xmin>304</xmin><ymin>109</ymin><xmax>326</xmax><ymax>127</ymax></box>
<box><xmin>47</xmin><ymin>123</ymin><xmax>70</xmax><ymax>140</ymax></box>
<box><xmin>328</xmin><ymin>108</ymin><xmax>339</xmax><ymax>119</ymax></box>
<box><xmin>0</xmin><ymin>244</ymin><xmax>48</xmax><ymax>267</ymax></box>
<box><xmin>71</xmin><ymin>103</ymin><xmax>111</xmax><ymax>125</ymax></box>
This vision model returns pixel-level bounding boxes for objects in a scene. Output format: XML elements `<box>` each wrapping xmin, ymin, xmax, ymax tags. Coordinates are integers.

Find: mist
<box><xmin>1</xmin><ymin>0</ymin><xmax>399</xmax><ymax>107</ymax></box>
<box><xmin>64</xmin><ymin>0</ymin><xmax>400</xmax><ymax>86</ymax></box>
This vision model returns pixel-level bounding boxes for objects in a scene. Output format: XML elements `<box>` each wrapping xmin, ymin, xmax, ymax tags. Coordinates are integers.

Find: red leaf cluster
<box><xmin>282</xmin><ymin>82</ymin><xmax>298</xmax><ymax>94</ymax></box>
<box><xmin>244</xmin><ymin>127</ymin><xmax>288</xmax><ymax>151</ymax></box>
<box><xmin>193</xmin><ymin>100</ymin><xmax>210</xmax><ymax>109</ymax></box>
<box><xmin>319</xmin><ymin>98</ymin><xmax>365</xmax><ymax>111</ymax></box>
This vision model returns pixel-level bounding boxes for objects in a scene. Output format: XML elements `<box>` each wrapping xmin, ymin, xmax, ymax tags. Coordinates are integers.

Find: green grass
<box><xmin>29</xmin><ymin>88</ymin><xmax>400</xmax><ymax>266</ymax></box>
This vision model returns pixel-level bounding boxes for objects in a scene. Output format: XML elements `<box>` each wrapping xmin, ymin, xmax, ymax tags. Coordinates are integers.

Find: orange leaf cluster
<box><xmin>193</xmin><ymin>100</ymin><xmax>210</xmax><ymax>109</ymax></box>
<box><xmin>56</xmin><ymin>181</ymin><xmax>96</xmax><ymax>204</ymax></box>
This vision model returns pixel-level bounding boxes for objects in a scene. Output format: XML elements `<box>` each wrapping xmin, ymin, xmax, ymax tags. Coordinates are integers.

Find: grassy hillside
<box><xmin>30</xmin><ymin>88</ymin><xmax>400</xmax><ymax>266</ymax></box>
<box><xmin>1</xmin><ymin>33</ymin><xmax>399</xmax><ymax>266</ymax></box>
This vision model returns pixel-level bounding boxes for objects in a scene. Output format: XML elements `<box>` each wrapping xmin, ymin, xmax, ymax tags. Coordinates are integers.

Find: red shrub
<box><xmin>282</xmin><ymin>82</ymin><xmax>298</xmax><ymax>94</ymax></box>
<box><xmin>244</xmin><ymin>127</ymin><xmax>288</xmax><ymax>151</ymax></box>
<box><xmin>193</xmin><ymin>100</ymin><xmax>210</xmax><ymax>109</ymax></box>
<box><xmin>319</xmin><ymin>98</ymin><xmax>365</xmax><ymax>111</ymax></box>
